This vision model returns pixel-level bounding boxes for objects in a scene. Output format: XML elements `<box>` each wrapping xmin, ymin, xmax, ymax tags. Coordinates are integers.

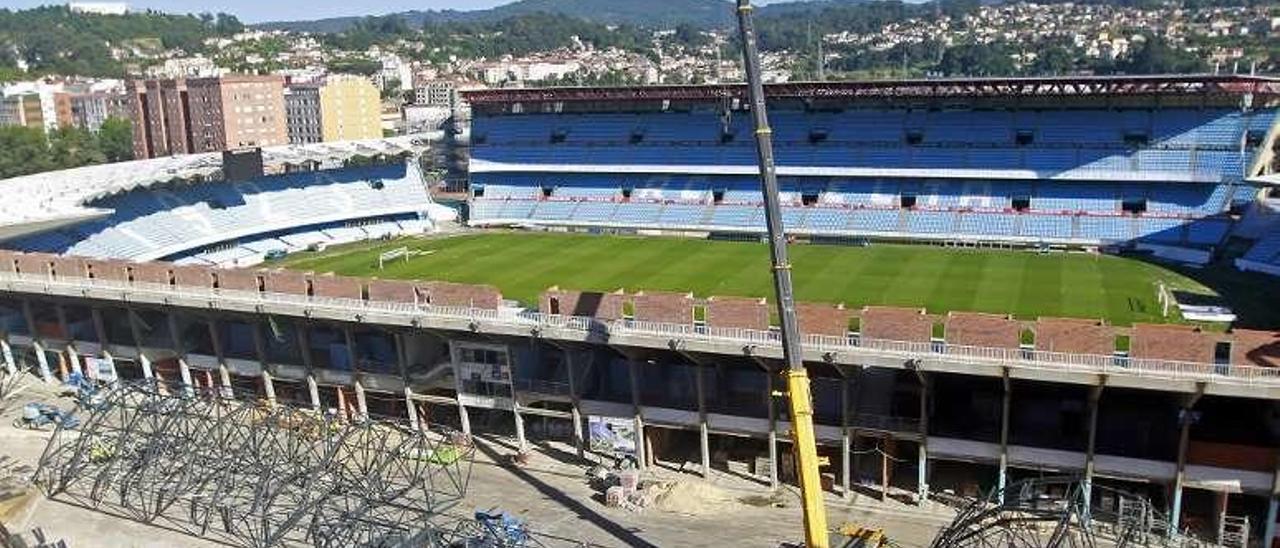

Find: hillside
<box><xmin>0</xmin><ymin>6</ymin><xmax>242</xmax><ymax>77</ymax></box>
<box><xmin>258</xmin><ymin>0</ymin><xmax>737</xmax><ymax>32</ymax></box>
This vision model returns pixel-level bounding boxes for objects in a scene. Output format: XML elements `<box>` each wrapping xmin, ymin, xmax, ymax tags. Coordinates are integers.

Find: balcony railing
<box><xmin>3</xmin><ymin>270</ymin><xmax>1280</xmax><ymax>388</ymax></box>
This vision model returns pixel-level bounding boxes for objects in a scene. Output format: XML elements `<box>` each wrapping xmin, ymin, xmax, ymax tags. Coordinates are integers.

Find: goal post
<box><xmin>378</xmin><ymin>247</ymin><xmax>410</xmax><ymax>270</ymax></box>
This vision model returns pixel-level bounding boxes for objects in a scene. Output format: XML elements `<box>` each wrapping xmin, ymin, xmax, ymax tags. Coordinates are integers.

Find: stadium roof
<box><xmin>0</xmin><ymin>135</ymin><xmax>435</xmax><ymax>242</ymax></box>
<box><xmin>462</xmin><ymin>74</ymin><xmax>1280</xmax><ymax>105</ymax></box>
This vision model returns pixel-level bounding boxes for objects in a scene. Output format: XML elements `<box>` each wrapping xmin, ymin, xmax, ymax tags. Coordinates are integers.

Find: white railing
<box><xmin>2</xmin><ymin>270</ymin><xmax>1279</xmax><ymax>388</ymax></box>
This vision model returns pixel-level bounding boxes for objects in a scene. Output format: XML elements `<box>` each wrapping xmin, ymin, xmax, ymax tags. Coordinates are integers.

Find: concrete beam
<box><xmin>997</xmin><ymin>367</ymin><xmax>1011</xmax><ymax>504</ymax></box>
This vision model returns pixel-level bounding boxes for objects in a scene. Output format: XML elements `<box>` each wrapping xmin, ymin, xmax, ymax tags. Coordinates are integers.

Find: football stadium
<box><xmin>3</xmin><ymin>75</ymin><xmax>1280</xmax><ymax>545</ymax></box>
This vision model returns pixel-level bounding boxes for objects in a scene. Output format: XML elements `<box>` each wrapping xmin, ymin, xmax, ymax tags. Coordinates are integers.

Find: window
<box><xmin>541</xmin><ymin>186</ymin><xmax>554</xmax><ymax>198</ymax></box>
<box><xmin>712</xmin><ymin>189</ymin><xmax>725</xmax><ymax>203</ymax></box>
<box><xmin>801</xmin><ymin>192</ymin><xmax>819</xmax><ymax>206</ymax></box>
<box><xmin>629</xmin><ymin>129</ymin><xmax>645</xmax><ymax>144</ymax></box>
<box><xmin>900</xmin><ymin>194</ymin><xmax>917</xmax><ymax>209</ymax></box>
<box><xmin>1246</xmin><ymin>129</ymin><xmax>1266</xmax><ymax>148</ymax></box>
<box><xmin>550</xmin><ymin>128</ymin><xmax>568</xmax><ymax>143</ymax></box>
<box><xmin>808</xmin><ymin>129</ymin><xmax>829</xmax><ymax>144</ymax></box>
<box><xmin>1015</xmin><ymin>130</ymin><xmax>1035</xmax><ymax>146</ymax></box>
<box><xmin>905</xmin><ymin>129</ymin><xmax>924</xmax><ymax>145</ymax></box>
<box><xmin>1121</xmin><ymin>197</ymin><xmax>1147</xmax><ymax>214</ymax></box>
<box><xmin>1012</xmin><ymin>196</ymin><xmax>1030</xmax><ymax>211</ymax></box>
<box><xmin>1122</xmin><ymin>131</ymin><xmax>1149</xmax><ymax>147</ymax></box>
<box><xmin>719</xmin><ymin>129</ymin><xmax>735</xmax><ymax>144</ymax></box>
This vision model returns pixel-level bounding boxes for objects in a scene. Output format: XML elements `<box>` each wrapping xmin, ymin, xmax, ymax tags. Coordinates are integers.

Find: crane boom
<box><xmin>734</xmin><ymin>1</ymin><xmax>830</xmax><ymax>546</ymax></box>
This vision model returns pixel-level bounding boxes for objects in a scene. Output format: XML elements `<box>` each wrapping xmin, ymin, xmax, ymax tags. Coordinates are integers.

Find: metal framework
<box><xmin>462</xmin><ymin>74</ymin><xmax>1280</xmax><ymax>105</ymax></box>
<box><xmin>929</xmin><ymin>477</ymin><xmax>1214</xmax><ymax>548</ymax></box>
<box><xmin>34</xmin><ymin>381</ymin><xmax>474</xmax><ymax>548</ymax></box>
<box><xmin>930</xmin><ymin>477</ymin><xmax>1099</xmax><ymax>548</ymax></box>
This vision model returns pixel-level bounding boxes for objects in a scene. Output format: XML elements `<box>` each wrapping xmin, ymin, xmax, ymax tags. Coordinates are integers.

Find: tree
<box><xmin>937</xmin><ymin>43</ymin><xmax>1015</xmax><ymax>76</ymax></box>
<box><xmin>1118</xmin><ymin>36</ymin><xmax>1208</xmax><ymax>74</ymax></box>
<box><xmin>1028</xmin><ymin>45</ymin><xmax>1076</xmax><ymax>76</ymax></box>
<box><xmin>98</xmin><ymin>117</ymin><xmax>134</xmax><ymax>163</ymax></box>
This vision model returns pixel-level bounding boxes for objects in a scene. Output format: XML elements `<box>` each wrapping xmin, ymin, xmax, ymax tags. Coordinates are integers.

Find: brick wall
<box><xmin>705</xmin><ymin>296</ymin><xmax>770</xmax><ymax>331</ymax></box>
<box><xmin>216</xmin><ymin>269</ymin><xmax>261</xmax><ymax>292</ymax></box>
<box><xmin>262</xmin><ymin>270</ymin><xmax>310</xmax><ymax>295</ymax></box>
<box><xmin>310</xmin><ymin>274</ymin><xmax>364</xmax><ymax>300</ymax></box>
<box><xmin>1230</xmin><ymin>329</ymin><xmax>1280</xmax><ymax>368</ymax></box>
<box><xmin>421</xmin><ymin>281</ymin><xmax>502</xmax><ymax>309</ymax></box>
<box><xmin>946</xmin><ymin>312</ymin><xmax>1020</xmax><ymax>349</ymax></box>
<box><xmin>171</xmin><ymin>265</ymin><xmax>215</xmax><ymax>288</ymax></box>
<box><xmin>1035</xmin><ymin>318</ymin><xmax>1114</xmax><ymax>355</ymax></box>
<box><xmin>50</xmin><ymin>256</ymin><xmax>88</xmax><ymax>279</ymax></box>
<box><xmin>368</xmin><ymin>279</ymin><xmax>421</xmax><ymax>304</ymax></box>
<box><xmin>0</xmin><ymin>250</ymin><xmax>15</xmax><ymax>272</ymax></box>
<box><xmin>13</xmin><ymin>252</ymin><xmax>53</xmax><ymax>277</ymax></box>
<box><xmin>633</xmin><ymin>291</ymin><xmax>694</xmax><ymax>324</ymax></box>
<box><xmin>86</xmin><ymin>259</ymin><xmax>131</xmax><ymax>281</ymax></box>
<box><xmin>539</xmin><ymin>288</ymin><xmax>626</xmax><ymax>320</ymax></box>
<box><xmin>860</xmin><ymin>306</ymin><xmax>931</xmax><ymax>342</ymax></box>
<box><xmin>1131</xmin><ymin>324</ymin><xmax>1216</xmax><ymax>363</ymax></box>
<box><xmin>796</xmin><ymin>302</ymin><xmax>850</xmax><ymax>337</ymax></box>
<box><xmin>130</xmin><ymin>262</ymin><xmax>174</xmax><ymax>285</ymax></box>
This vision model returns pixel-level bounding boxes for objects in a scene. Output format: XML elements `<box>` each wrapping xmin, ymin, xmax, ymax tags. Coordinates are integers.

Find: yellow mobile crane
<box><xmin>734</xmin><ymin>1</ymin><xmax>830</xmax><ymax>546</ymax></box>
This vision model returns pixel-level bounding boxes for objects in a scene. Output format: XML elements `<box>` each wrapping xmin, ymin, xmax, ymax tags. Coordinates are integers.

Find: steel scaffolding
<box><xmin>34</xmin><ymin>381</ymin><xmax>474</xmax><ymax>548</ymax></box>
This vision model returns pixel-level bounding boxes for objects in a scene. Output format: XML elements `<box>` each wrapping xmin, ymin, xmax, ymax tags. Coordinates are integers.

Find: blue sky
<box><xmin>0</xmin><ymin>0</ymin><xmax>799</xmax><ymax>23</ymax></box>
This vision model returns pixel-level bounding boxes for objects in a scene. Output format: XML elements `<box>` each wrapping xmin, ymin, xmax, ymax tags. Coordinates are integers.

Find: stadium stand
<box><xmin>0</xmin><ymin>137</ymin><xmax>454</xmax><ymax>268</ymax></box>
<box><xmin>465</xmin><ymin>77</ymin><xmax>1280</xmax><ymax>251</ymax></box>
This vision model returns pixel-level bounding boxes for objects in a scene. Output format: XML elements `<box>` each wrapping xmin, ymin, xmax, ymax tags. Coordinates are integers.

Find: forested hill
<box><xmin>258</xmin><ymin>0</ymin><xmax>737</xmax><ymax>32</ymax></box>
<box><xmin>0</xmin><ymin>6</ymin><xmax>243</xmax><ymax>78</ymax></box>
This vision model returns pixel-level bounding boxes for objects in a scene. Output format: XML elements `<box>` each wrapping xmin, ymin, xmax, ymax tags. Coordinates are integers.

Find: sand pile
<box><xmin>645</xmin><ymin>480</ymin><xmax>736</xmax><ymax>515</ymax></box>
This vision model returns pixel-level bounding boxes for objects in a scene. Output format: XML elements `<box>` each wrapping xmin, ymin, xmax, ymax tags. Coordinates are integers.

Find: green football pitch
<box><xmin>271</xmin><ymin>232</ymin><xmax>1248</xmax><ymax>327</ymax></box>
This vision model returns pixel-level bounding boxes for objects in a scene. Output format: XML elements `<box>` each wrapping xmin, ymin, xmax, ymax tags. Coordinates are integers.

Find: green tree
<box><xmin>98</xmin><ymin>117</ymin><xmax>134</xmax><ymax>163</ymax></box>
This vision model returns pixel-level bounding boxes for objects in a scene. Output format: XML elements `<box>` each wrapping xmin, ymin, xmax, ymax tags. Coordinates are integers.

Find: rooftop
<box><xmin>0</xmin><ymin>135</ymin><xmax>435</xmax><ymax>242</ymax></box>
<box><xmin>462</xmin><ymin>74</ymin><xmax>1280</xmax><ymax>105</ymax></box>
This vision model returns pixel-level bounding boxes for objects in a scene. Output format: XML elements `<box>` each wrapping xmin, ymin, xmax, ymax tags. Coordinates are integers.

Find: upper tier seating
<box><xmin>11</xmin><ymin>163</ymin><xmax>432</xmax><ymax>262</ymax></box>
<box><xmin>472</xmin><ymin>107</ymin><xmax>1277</xmax><ymax>184</ymax></box>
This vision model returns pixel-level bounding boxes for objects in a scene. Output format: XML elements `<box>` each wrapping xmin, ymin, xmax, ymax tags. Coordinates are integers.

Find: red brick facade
<box><xmin>421</xmin><ymin>281</ymin><xmax>502</xmax><ymax>309</ymax></box>
<box><xmin>860</xmin><ymin>306</ymin><xmax>932</xmax><ymax>342</ymax></box>
<box><xmin>633</xmin><ymin>291</ymin><xmax>694</xmax><ymax>324</ymax></box>
<box><xmin>705</xmin><ymin>296</ymin><xmax>770</xmax><ymax>331</ymax></box>
<box><xmin>539</xmin><ymin>288</ymin><xmax>627</xmax><ymax>320</ymax></box>
<box><xmin>946</xmin><ymin>312</ymin><xmax>1020</xmax><ymax>349</ymax></box>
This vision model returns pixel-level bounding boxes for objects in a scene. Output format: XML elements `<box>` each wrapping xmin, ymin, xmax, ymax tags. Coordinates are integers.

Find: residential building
<box><xmin>284</xmin><ymin>84</ymin><xmax>322</xmax><ymax>144</ymax></box>
<box><xmin>128</xmin><ymin>74</ymin><xmax>287</xmax><ymax>159</ymax></box>
<box><xmin>68</xmin><ymin>91</ymin><xmax>130</xmax><ymax>133</ymax></box>
<box><xmin>318</xmin><ymin>75</ymin><xmax>381</xmax><ymax>142</ymax></box>
<box><xmin>68</xmin><ymin>2</ymin><xmax>128</xmax><ymax>15</ymax></box>
<box><xmin>414</xmin><ymin>78</ymin><xmax>459</xmax><ymax>108</ymax></box>
<box><xmin>0</xmin><ymin>94</ymin><xmax>43</xmax><ymax>130</ymax></box>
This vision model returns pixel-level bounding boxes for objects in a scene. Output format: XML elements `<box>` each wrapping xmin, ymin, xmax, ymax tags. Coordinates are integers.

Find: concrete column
<box><xmin>261</xmin><ymin>370</ymin><xmax>276</xmax><ymax>407</ymax></box>
<box><xmin>404</xmin><ymin>386</ymin><xmax>419</xmax><ymax>430</ymax></box>
<box><xmin>1082</xmin><ymin>382</ymin><xmax>1104</xmax><ymax>524</ymax></box>
<box><xmin>457</xmin><ymin>398</ymin><xmax>472</xmax><ymax>437</ymax></box>
<box><xmin>841</xmin><ymin>375</ymin><xmax>851</xmax><ymax>501</ymax></box>
<box><xmin>306</xmin><ymin>374</ymin><xmax>321</xmax><ymax>410</ymax></box>
<box><xmin>1265</xmin><ymin>454</ymin><xmax>1280</xmax><ymax>548</ymax></box>
<box><xmin>1263</xmin><ymin>497</ymin><xmax>1278</xmax><ymax>548</ymax></box>
<box><xmin>917</xmin><ymin>372</ymin><xmax>930</xmax><ymax>503</ymax></box>
<box><xmin>66</xmin><ymin>345</ymin><xmax>82</xmax><ymax>376</ymax></box>
<box><xmin>1171</xmin><ymin>386</ymin><xmax>1204</xmax><ymax>534</ymax></box>
<box><xmin>177</xmin><ymin>357</ymin><xmax>194</xmax><ymax>397</ymax></box>
<box><xmin>1</xmin><ymin>339</ymin><xmax>15</xmax><ymax>375</ymax></box>
<box><xmin>997</xmin><ymin>368</ymin><xmax>1011</xmax><ymax>504</ymax></box>
<box><xmin>633</xmin><ymin>414</ymin><xmax>646</xmax><ymax>469</ymax></box>
<box><xmin>766</xmin><ymin>368</ymin><xmax>779</xmax><ymax>489</ymax></box>
<box><xmin>564</xmin><ymin>350</ymin><xmax>584</xmax><ymax>458</ymax></box>
<box><xmin>218</xmin><ymin>363</ymin><xmax>233</xmax><ymax>398</ymax></box>
<box><xmin>693</xmin><ymin>357</ymin><xmax>710</xmax><ymax>478</ymax></box>
<box><xmin>139</xmin><ymin>353</ymin><xmax>153</xmax><ymax>379</ymax></box>
<box><xmin>89</xmin><ymin>308</ymin><xmax>111</xmax><ymax>349</ymax></box>
<box><xmin>33</xmin><ymin>341</ymin><xmax>52</xmax><ymax>382</ymax></box>
<box><xmin>353</xmin><ymin>378</ymin><xmax>368</xmax><ymax>420</ymax></box>
<box><xmin>513</xmin><ymin>401</ymin><xmax>528</xmax><ymax>453</ymax></box>
<box><xmin>627</xmin><ymin>358</ymin><xmax>646</xmax><ymax>470</ymax></box>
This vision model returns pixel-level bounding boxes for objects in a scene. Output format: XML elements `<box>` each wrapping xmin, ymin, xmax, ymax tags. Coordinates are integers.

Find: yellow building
<box><xmin>318</xmin><ymin>76</ymin><xmax>382</xmax><ymax>142</ymax></box>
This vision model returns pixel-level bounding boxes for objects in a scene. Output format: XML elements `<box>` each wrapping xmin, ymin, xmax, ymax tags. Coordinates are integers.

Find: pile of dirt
<box><xmin>644</xmin><ymin>480</ymin><xmax>736</xmax><ymax>515</ymax></box>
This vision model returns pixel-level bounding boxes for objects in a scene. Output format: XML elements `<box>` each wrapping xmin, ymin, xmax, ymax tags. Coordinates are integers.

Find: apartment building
<box><xmin>284</xmin><ymin>84</ymin><xmax>322</xmax><ymax>145</ymax></box>
<box><xmin>284</xmin><ymin>75</ymin><xmax>381</xmax><ymax>145</ymax></box>
<box><xmin>318</xmin><ymin>76</ymin><xmax>381</xmax><ymax>142</ymax></box>
<box><xmin>129</xmin><ymin>74</ymin><xmax>286</xmax><ymax>159</ymax></box>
